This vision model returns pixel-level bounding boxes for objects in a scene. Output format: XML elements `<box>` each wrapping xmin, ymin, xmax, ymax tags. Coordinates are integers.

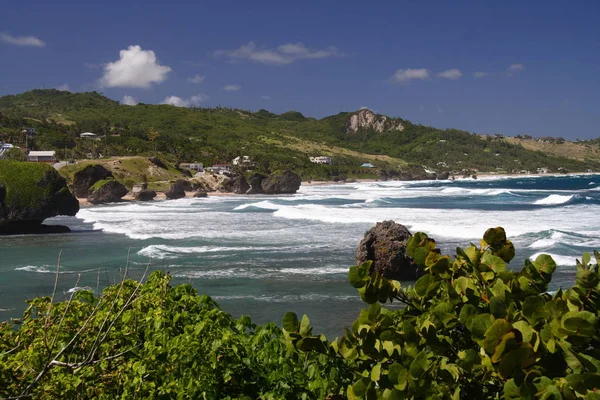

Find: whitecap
<box><xmin>534</xmin><ymin>194</ymin><xmax>574</xmax><ymax>205</ymax></box>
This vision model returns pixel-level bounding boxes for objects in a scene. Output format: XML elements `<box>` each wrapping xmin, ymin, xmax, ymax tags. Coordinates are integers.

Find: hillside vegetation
<box><xmin>1</xmin><ymin>89</ymin><xmax>599</xmax><ymax>179</ymax></box>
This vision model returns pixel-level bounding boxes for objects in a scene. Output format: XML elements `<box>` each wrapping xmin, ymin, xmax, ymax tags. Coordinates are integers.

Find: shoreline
<box><xmin>77</xmin><ymin>172</ymin><xmax>599</xmax><ymax>207</ymax></box>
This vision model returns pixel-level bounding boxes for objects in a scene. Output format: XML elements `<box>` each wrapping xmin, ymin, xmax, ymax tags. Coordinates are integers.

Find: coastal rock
<box><xmin>72</xmin><ymin>164</ymin><xmax>114</xmax><ymax>198</ymax></box>
<box><xmin>355</xmin><ymin>220</ymin><xmax>422</xmax><ymax>281</ymax></box>
<box><xmin>232</xmin><ymin>175</ymin><xmax>250</xmax><ymax>194</ymax></box>
<box><xmin>436</xmin><ymin>171</ymin><xmax>450</xmax><ymax>180</ymax></box>
<box><xmin>246</xmin><ymin>173</ymin><xmax>266</xmax><ymax>194</ymax></box>
<box><xmin>192</xmin><ymin>190</ymin><xmax>208</xmax><ymax>198</ymax></box>
<box><xmin>135</xmin><ymin>189</ymin><xmax>157</xmax><ymax>201</ymax></box>
<box><xmin>0</xmin><ymin>160</ymin><xmax>79</xmax><ymax>234</ymax></box>
<box><xmin>261</xmin><ymin>170</ymin><xmax>301</xmax><ymax>194</ymax></box>
<box><xmin>165</xmin><ymin>179</ymin><xmax>189</xmax><ymax>199</ymax></box>
<box><xmin>88</xmin><ymin>180</ymin><xmax>128</xmax><ymax>204</ymax></box>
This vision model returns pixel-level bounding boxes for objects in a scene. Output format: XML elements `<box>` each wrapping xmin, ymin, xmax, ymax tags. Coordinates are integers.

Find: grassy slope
<box><xmin>504</xmin><ymin>137</ymin><xmax>600</xmax><ymax>163</ymax></box>
<box><xmin>0</xmin><ymin>160</ymin><xmax>59</xmax><ymax>210</ymax></box>
<box><xmin>59</xmin><ymin>157</ymin><xmax>186</xmax><ymax>189</ymax></box>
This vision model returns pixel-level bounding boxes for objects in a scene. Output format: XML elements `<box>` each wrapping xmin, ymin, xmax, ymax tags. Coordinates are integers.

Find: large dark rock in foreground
<box><xmin>355</xmin><ymin>220</ymin><xmax>422</xmax><ymax>281</ymax></box>
<box><xmin>232</xmin><ymin>175</ymin><xmax>250</xmax><ymax>194</ymax></box>
<box><xmin>88</xmin><ymin>180</ymin><xmax>128</xmax><ymax>204</ymax></box>
<box><xmin>261</xmin><ymin>170</ymin><xmax>301</xmax><ymax>194</ymax></box>
<box><xmin>72</xmin><ymin>164</ymin><xmax>114</xmax><ymax>198</ymax></box>
<box><xmin>165</xmin><ymin>180</ymin><xmax>189</xmax><ymax>199</ymax></box>
<box><xmin>0</xmin><ymin>160</ymin><xmax>79</xmax><ymax>234</ymax></box>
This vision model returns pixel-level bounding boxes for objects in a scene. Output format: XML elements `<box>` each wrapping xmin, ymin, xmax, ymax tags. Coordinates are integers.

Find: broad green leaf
<box><xmin>481</xmin><ymin>252</ymin><xmax>507</xmax><ymax>272</ymax></box>
<box><xmin>483</xmin><ymin>319</ymin><xmax>513</xmax><ymax>354</ymax></box>
<box><xmin>533</xmin><ymin>254</ymin><xmax>557</xmax><ymax>275</ymax></box>
<box><xmin>282</xmin><ymin>312</ymin><xmax>299</xmax><ymax>332</ymax></box>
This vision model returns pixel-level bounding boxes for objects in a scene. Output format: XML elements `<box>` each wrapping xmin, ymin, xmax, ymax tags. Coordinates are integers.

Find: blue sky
<box><xmin>1</xmin><ymin>0</ymin><xmax>599</xmax><ymax>139</ymax></box>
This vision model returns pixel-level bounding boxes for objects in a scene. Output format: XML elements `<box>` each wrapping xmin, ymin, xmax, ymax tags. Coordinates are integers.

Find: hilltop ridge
<box><xmin>0</xmin><ymin>89</ymin><xmax>599</xmax><ymax>179</ymax></box>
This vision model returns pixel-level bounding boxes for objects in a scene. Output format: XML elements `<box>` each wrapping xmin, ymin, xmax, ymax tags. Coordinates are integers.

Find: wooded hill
<box><xmin>1</xmin><ymin>89</ymin><xmax>599</xmax><ymax>180</ymax></box>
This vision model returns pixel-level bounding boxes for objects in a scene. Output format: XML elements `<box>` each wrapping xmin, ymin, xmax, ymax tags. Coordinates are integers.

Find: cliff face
<box><xmin>0</xmin><ymin>160</ymin><xmax>79</xmax><ymax>234</ymax></box>
<box><xmin>345</xmin><ymin>109</ymin><xmax>404</xmax><ymax>134</ymax></box>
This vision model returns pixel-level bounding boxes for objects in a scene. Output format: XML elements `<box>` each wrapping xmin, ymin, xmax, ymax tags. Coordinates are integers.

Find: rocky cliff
<box><xmin>0</xmin><ymin>160</ymin><xmax>79</xmax><ymax>234</ymax></box>
<box><xmin>345</xmin><ymin>109</ymin><xmax>404</xmax><ymax>134</ymax></box>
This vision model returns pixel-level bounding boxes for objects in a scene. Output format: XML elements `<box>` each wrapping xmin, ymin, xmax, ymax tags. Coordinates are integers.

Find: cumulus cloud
<box><xmin>55</xmin><ymin>84</ymin><xmax>70</xmax><ymax>92</ymax></box>
<box><xmin>437</xmin><ymin>69</ymin><xmax>463</xmax><ymax>80</ymax></box>
<box><xmin>161</xmin><ymin>94</ymin><xmax>209</xmax><ymax>107</ymax></box>
<box><xmin>507</xmin><ymin>63</ymin><xmax>525</xmax><ymax>76</ymax></box>
<box><xmin>474</xmin><ymin>71</ymin><xmax>490</xmax><ymax>78</ymax></box>
<box><xmin>122</xmin><ymin>95</ymin><xmax>138</xmax><ymax>106</ymax></box>
<box><xmin>223</xmin><ymin>84</ymin><xmax>241</xmax><ymax>92</ymax></box>
<box><xmin>214</xmin><ymin>41</ymin><xmax>342</xmax><ymax>65</ymax></box>
<box><xmin>0</xmin><ymin>32</ymin><xmax>45</xmax><ymax>47</ymax></box>
<box><xmin>100</xmin><ymin>45</ymin><xmax>172</xmax><ymax>88</ymax></box>
<box><xmin>187</xmin><ymin>74</ymin><xmax>205</xmax><ymax>84</ymax></box>
<box><xmin>391</xmin><ymin>68</ymin><xmax>430</xmax><ymax>83</ymax></box>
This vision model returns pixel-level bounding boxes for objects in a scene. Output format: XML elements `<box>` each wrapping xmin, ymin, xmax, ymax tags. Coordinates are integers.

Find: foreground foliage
<box><xmin>284</xmin><ymin>227</ymin><xmax>600</xmax><ymax>399</ymax></box>
<box><xmin>1</xmin><ymin>227</ymin><xmax>599</xmax><ymax>399</ymax></box>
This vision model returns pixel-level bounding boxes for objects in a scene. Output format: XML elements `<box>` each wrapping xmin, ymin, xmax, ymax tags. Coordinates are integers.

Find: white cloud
<box><xmin>0</xmin><ymin>33</ymin><xmax>45</xmax><ymax>47</ymax></box>
<box><xmin>260</xmin><ymin>95</ymin><xmax>271</xmax><ymax>100</ymax></box>
<box><xmin>474</xmin><ymin>71</ymin><xmax>490</xmax><ymax>78</ymax></box>
<box><xmin>391</xmin><ymin>68</ymin><xmax>430</xmax><ymax>83</ymax></box>
<box><xmin>214</xmin><ymin>41</ymin><xmax>342</xmax><ymax>65</ymax></box>
<box><xmin>223</xmin><ymin>84</ymin><xmax>241</xmax><ymax>92</ymax></box>
<box><xmin>507</xmin><ymin>63</ymin><xmax>525</xmax><ymax>76</ymax></box>
<box><xmin>122</xmin><ymin>95</ymin><xmax>138</xmax><ymax>106</ymax></box>
<box><xmin>100</xmin><ymin>45</ymin><xmax>172</xmax><ymax>88</ymax></box>
<box><xmin>55</xmin><ymin>84</ymin><xmax>70</xmax><ymax>92</ymax></box>
<box><xmin>437</xmin><ymin>69</ymin><xmax>463</xmax><ymax>80</ymax></box>
<box><xmin>161</xmin><ymin>94</ymin><xmax>209</xmax><ymax>107</ymax></box>
<box><xmin>188</xmin><ymin>74</ymin><xmax>205</xmax><ymax>84</ymax></box>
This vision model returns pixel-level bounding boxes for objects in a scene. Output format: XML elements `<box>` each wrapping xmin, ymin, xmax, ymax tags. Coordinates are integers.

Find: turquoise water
<box><xmin>1</xmin><ymin>174</ymin><xmax>600</xmax><ymax>337</ymax></box>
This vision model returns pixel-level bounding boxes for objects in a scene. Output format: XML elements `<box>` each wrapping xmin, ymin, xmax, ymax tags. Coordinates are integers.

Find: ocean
<box><xmin>1</xmin><ymin>174</ymin><xmax>600</xmax><ymax>337</ymax></box>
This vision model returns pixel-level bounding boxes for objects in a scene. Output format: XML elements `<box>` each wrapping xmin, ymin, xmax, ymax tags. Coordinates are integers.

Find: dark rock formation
<box><xmin>355</xmin><ymin>220</ymin><xmax>422</xmax><ymax>281</ymax></box>
<box><xmin>436</xmin><ymin>171</ymin><xmax>450</xmax><ymax>180</ymax></box>
<box><xmin>192</xmin><ymin>190</ymin><xmax>208</xmax><ymax>198</ymax></box>
<box><xmin>135</xmin><ymin>189</ymin><xmax>157</xmax><ymax>201</ymax></box>
<box><xmin>88</xmin><ymin>180</ymin><xmax>128</xmax><ymax>205</ymax></box>
<box><xmin>232</xmin><ymin>175</ymin><xmax>250</xmax><ymax>194</ymax></box>
<box><xmin>72</xmin><ymin>165</ymin><xmax>113</xmax><ymax>198</ymax></box>
<box><xmin>165</xmin><ymin>179</ymin><xmax>188</xmax><ymax>199</ymax></box>
<box><xmin>148</xmin><ymin>156</ymin><xmax>168</xmax><ymax>170</ymax></box>
<box><xmin>0</xmin><ymin>160</ymin><xmax>79</xmax><ymax>234</ymax></box>
<box><xmin>246</xmin><ymin>174</ymin><xmax>266</xmax><ymax>194</ymax></box>
<box><xmin>261</xmin><ymin>170</ymin><xmax>301</xmax><ymax>194</ymax></box>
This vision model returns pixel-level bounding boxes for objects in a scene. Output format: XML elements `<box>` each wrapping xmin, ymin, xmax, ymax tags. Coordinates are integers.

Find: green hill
<box><xmin>1</xmin><ymin>89</ymin><xmax>598</xmax><ymax>179</ymax></box>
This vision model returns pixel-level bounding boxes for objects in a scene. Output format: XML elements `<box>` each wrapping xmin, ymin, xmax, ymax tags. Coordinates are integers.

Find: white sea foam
<box><xmin>211</xmin><ymin>293</ymin><xmax>358</xmax><ymax>302</ymax></box>
<box><xmin>66</xmin><ymin>286</ymin><xmax>93</xmax><ymax>294</ymax></box>
<box><xmin>233</xmin><ymin>201</ymin><xmax>281</xmax><ymax>211</ymax></box>
<box><xmin>534</xmin><ymin>194</ymin><xmax>574</xmax><ymax>205</ymax></box>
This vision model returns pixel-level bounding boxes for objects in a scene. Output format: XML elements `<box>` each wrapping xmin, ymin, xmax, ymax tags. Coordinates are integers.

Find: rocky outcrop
<box><xmin>232</xmin><ymin>175</ymin><xmax>250</xmax><ymax>194</ymax></box>
<box><xmin>261</xmin><ymin>170</ymin><xmax>301</xmax><ymax>194</ymax></box>
<box><xmin>0</xmin><ymin>160</ymin><xmax>79</xmax><ymax>234</ymax></box>
<box><xmin>355</xmin><ymin>220</ymin><xmax>422</xmax><ymax>281</ymax></box>
<box><xmin>148</xmin><ymin>156</ymin><xmax>168</xmax><ymax>170</ymax></box>
<box><xmin>436</xmin><ymin>171</ymin><xmax>450</xmax><ymax>180</ymax></box>
<box><xmin>246</xmin><ymin>174</ymin><xmax>266</xmax><ymax>194</ymax></box>
<box><xmin>88</xmin><ymin>180</ymin><xmax>128</xmax><ymax>205</ymax></box>
<box><xmin>193</xmin><ymin>190</ymin><xmax>208</xmax><ymax>198</ymax></box>
<box><xmin>165</xmin><ymin>180</ymin><xmax>189</xmax><ymax>199</ymax></box>
<box><xmin>135</xmin><ymin>189</ymin><xmax>157</xmax><ymax>201</ymax></box>
<box><xmin>72</xmin><ymin>165</ymin><xmax>114</xmax><ymax>198</ymax></box>
<box><xmin>346</xmin><ymin>109</ymin><xmax>404</xmax><ymax>134</ymax></box>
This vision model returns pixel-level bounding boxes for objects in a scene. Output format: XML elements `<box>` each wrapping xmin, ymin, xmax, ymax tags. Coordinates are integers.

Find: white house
<box><xmin>0</xmin><ymin>143</ymin><xmax>15</xmax><ymax>159</ymax></box>
<box><xmin>27</xmin><ymin>150</ymin><xmax>57</xmax><ymax>163</ymax></box>
<box><xmin>232</xmin><ymin>155</ymin><xmax>254</xmax><ymax>167</ymax></box>
<box><xmin>80</xmin><ymin>132</ymin><xmax>100</xmax><ymax>139</ymax></box>
<box><xmin>180</xmin><ymin>162</ymin><xmax>204</xmax><ymax>172</ymax></box>
<box><xmin>361</xmin><ymin>163</ymin><xmax>375</xmax><ymax>168</ymax></box>
<box><xmin>207</xmin><ymin>164</ymin><xmax>232</xmax><ymax>174</ymax></box>
<box><xmin>309</xmin><ymin>156</ymin><xmax>333</xmax><ymax>165</ymax></box>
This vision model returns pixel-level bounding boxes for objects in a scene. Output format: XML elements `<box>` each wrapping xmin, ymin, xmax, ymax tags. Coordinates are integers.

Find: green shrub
<box><xmin>285</xmin><ymin>227</ymin><xmax>600</xmax><ymax>399</ymax></box>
